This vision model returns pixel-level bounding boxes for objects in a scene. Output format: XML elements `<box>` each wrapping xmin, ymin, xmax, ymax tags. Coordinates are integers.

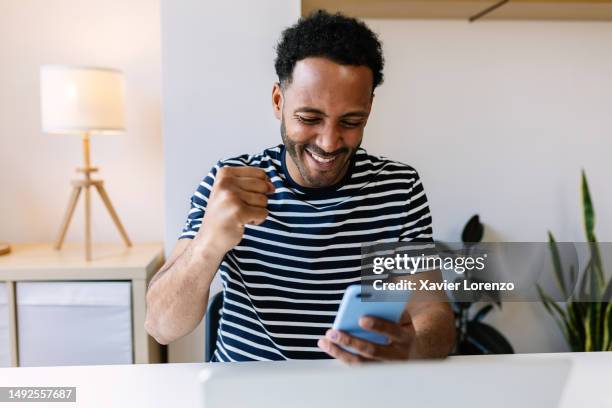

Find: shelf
<box><xmin>0</xmin><ymin>242</ymin><xmax>164</xmax><ymax>281</ymax></box>
<box><xmin>301</xmin><ymin>0</ymin><xmax>612</xmax><ymax>21</ymax></box>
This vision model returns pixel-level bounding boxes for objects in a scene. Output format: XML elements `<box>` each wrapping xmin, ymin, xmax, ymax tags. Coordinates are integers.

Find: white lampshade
<box><xmin>40</xmin><ymin>65</ymin><xmax>126</xmax><ymax>135</ymax></box>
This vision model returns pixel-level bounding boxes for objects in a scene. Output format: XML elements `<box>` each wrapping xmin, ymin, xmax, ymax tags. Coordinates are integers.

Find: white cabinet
<box><xmin>0</xmin><ymin>283</ymin><xmax>9</xmax><ymax>367</ymax></box>
<box><xmin>17</xmin><ymin>281</ymin><xmax>133</xmax><ymax>367</ymax></box>
<box><xmin>0</xmin><ymin>243</ymin><xmax>165</xmax><ymax>367</ymax></box>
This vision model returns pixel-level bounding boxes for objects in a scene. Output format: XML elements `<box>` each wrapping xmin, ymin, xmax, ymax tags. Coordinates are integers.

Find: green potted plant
<box><xmin>537</xmin><ymin>170</ymin><xmax>612</xmax><ymax>351</ymax></box>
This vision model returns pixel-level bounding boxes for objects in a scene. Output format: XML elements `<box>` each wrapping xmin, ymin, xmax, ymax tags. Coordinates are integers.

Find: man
<box><xmin>145</xmin><ymin>10</ymin><xmax>455</xmax><ymax>363</ymax></box>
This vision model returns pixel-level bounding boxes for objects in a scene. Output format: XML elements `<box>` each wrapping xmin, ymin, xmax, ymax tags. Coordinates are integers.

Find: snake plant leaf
<box><xmin>539</xmin><ymin>171</ymin><xmax>610</xmax><ymax>351</ymax></box>
<box><xmin>547</xmin><ymin>231</ymin><xmax>567</xmax><ymax>298</ymax></box>
<box><xmin>538</xmin><ymin>285</ymin><xmax>571</xmax><ymax>346</ymax></box>
<box><xmin>591</xmin><ymin>302</ymin><xmax>602</xmax><ymax>350</ymax></box>
<box><xmin>590</xmin><ymin>257</ymin><xmax>602</xmax><ymax>302</ymax></box>
<box><xmin>582</xmin><ymin>169</ymin><xmax>595</xmax><ymax>242</ymax></box>
<box><xmin>538</xmin><ymin>285</ymin><xmax>552</xmax><ymax>312</ymax></box>
<box><xmin>566</xmin><ymin>303</ymin><xmax>585</xmax><ymax>350</ymax></box>
<box><xmin>579</xmin><ymin>258</ymin><xmax>592</xmax><ymax>302</ymax></box>
<box><xmin>581</xmin><ymin>169</ymin><xmax>595</xmax><ymax>246</ymax></box>
<box><xmin>585</xmin><ymin>306</ymin><xmax>593</xmax><ymax>351</ymax></box>
<box><xmin>592</xmin><ymin>247</ymin><xmax>605</xmax><ymax>294</ymax></box>
<box><xmin>602</xmin><ymin>279</ymin><xmax>612</xmax><ymax>303</ymax></box>
<box><xmin>593</xmin><ymin>245</ymin><xmax>605</xmax><ymax>286</ymax></box>
<box><xmin>566</xmin><ymin>302</ymin><xmax>586</xmax><ymax>348</ymax></box>
<box><xmin>604</xmin><ymin>303</ymin><xmax>612</xmax><ymax>351</ymax></box>
<box><xmin>569</xmin><ymin>265</ymin><xmax>577</xmax><ymax>298</ymax></box>
<box><xmin>539</xmin><ymin>288</ymin><xmax>568</xmax><ymax>322</ymax></box>
<box><xmin>537</xmin><ymin>285</ymin><xmax>568</xmax><ymax>322</ymax></box>
<box><xmin>461</xmin><ymin>215</ymin><xmax>484</xmax><ymax>243</ymax></box>
<box><xmin>582</xmin><ymin>171</ymin><xmax>604</xmax><ymax>285</ymax></box>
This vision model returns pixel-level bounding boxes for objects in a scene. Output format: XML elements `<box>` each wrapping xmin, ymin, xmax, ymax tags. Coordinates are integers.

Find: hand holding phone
<box><xmin>331</xmin><ymin>285</ymin><xmax>410</xmax><ymax>352</ymax></box>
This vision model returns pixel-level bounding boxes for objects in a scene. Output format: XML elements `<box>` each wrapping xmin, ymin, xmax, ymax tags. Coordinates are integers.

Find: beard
<box><xmin>280</xmin><ymin>115</ymin><xmax>359</xmax><ymax>188</ymax></box>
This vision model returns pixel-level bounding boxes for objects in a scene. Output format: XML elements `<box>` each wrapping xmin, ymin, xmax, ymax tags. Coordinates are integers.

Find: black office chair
<box><xmin>204</xmin><ymin>291</ymin><xmax>224</xmax><ymax>362</ymax></box>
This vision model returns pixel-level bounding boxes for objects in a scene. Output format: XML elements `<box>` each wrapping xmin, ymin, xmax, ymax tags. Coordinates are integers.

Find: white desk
<box><xmin>0</xmin><ymin>352</ymin><xmax>610</xmax><ymax>408</ymax></box>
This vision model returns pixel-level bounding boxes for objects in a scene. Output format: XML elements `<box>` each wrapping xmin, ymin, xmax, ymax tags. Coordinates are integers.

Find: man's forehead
<box><xmin>284</xmin><ymin>57</ymin><xmax>373</xmax><ymax>112</ymax></box>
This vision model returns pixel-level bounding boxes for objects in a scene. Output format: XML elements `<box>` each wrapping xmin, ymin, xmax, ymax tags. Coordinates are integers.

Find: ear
<box><xmin>272</xmin><ymin>82</ymin><xmax>283</xmax><ymax>120</ymax></box>
<box><xmin>362</xmin><ymin>93</ymin><xmax>375</xmax><ymax>127</ymax></box>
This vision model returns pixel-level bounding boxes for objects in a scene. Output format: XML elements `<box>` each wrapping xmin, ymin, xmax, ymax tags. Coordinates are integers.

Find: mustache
<box><xmin>304</xmin><ymin>145</ymin><xmax>349</xmax><ymax>158</ymax></box>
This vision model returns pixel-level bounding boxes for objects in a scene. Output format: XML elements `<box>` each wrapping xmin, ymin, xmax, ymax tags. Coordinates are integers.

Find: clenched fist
<box><xmin>196</xmin><ymin>166</ymin><xmax>275</xmax><ymax>257</ymax></box>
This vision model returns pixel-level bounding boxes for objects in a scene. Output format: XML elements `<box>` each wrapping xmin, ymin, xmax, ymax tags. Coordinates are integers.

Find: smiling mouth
<box><xmin>305</xmin><ymin>148</ymin><xmax>340</xmax><ymax>169</ymax></box>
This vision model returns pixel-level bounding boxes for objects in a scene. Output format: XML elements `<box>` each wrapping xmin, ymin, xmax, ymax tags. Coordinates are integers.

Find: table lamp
<box><xmin>40</xmin><ymin>65</ymin><xmax>132</xmax><ymax>261</ymax></box>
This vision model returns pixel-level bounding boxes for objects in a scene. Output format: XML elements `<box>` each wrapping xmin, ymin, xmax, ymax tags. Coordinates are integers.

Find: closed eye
<box><xmin>295</xmin><ymin>115</ymin><xmax>321</xmax><ymax>125</ymax></box>
<box><xmin>341</xmin><ymin>120</ymin><xmax>363</xmax><ymax>128</ymax></box>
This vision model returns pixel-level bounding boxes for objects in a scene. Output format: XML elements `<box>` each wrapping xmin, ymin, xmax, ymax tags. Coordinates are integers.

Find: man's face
<box><xmin>273</xmin><ymin>57</ymin><xmax>374</xmax><ymax>188</ymax></box>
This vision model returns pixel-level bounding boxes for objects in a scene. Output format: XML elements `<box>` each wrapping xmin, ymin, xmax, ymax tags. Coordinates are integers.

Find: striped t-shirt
<box><xmin>179</xmin><ymin>144</ymin><xmax>433</xmax><ymax>362</ymax></box>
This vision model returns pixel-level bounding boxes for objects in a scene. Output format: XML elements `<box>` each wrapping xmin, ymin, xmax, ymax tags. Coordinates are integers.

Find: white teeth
<box><xmin>308</xmin><ymin>151</ymin><xmax>335</xmax><ymax>163</ymax></box>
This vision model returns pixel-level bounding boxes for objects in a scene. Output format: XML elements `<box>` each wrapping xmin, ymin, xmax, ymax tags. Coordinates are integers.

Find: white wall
<box><xmin>363</xmin><ymin>19</ymin><xmax>612</xmax><ymax>244</ymax></box>
<box><xmin>362</xmin><ymin>19</ymin><xmax>612</xmax><ymax>353</ymax></box>
<box><xmin>0</xmin><ymin>0</ymin><xmax>163</xmax><ymax>245</ymax></box>
<box><xmin>162</xmin><ymin>5</ymin><xmax>612</xmax><ymax>360</ymax></box>
<box><xmin>161</xmin><ymin>0</ymin><xmax>301</xmax><ymax>362</ymax></box>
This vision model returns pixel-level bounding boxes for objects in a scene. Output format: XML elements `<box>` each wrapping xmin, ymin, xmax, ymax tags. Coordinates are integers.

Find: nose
<box><xmin>315</xmin><ymin>123</ymin><xmax>344</xmax><ymax>155</ymax></box>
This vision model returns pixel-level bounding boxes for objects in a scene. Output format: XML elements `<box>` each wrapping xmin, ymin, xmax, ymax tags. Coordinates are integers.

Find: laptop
<box><xmin>198</xmin><ymin>357</ymin><xmax>571</xmax><ymax>408</ymax></box>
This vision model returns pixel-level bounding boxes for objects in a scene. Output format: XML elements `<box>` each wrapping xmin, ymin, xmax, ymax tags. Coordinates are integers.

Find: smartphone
<box><xmin>332</xmin><ymin>285</ymin><xmax>410</xmax><ymax>351</ymax></box>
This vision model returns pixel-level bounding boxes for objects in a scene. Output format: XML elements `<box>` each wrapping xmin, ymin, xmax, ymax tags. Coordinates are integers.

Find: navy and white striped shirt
<box><xmin>179</xmin><ymin>144</ymin><xmax>433</xmax><ymax>362</ymax></box>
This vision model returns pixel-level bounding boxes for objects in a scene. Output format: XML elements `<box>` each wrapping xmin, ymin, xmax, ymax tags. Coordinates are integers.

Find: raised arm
<box><xmin>144</xmin><ymin>166</ymin><xmax>274</xmax><ymax>345</ymax></box>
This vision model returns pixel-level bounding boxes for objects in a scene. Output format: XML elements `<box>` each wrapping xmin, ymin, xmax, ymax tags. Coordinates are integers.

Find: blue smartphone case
<box><xmin>332</xmin><ymin>285</ymin><xmax>409</xmax><ymax>351</ymax></box>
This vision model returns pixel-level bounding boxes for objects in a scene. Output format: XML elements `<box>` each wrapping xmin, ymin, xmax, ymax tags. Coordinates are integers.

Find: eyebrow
<box><xmin>294</xmin><ymin>107</ymin><xmax>368</xmax><ymax>118</ymax></box>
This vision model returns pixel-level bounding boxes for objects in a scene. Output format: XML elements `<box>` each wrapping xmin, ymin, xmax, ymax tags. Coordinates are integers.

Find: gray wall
<box><xmin>162</xmin><ymin>3</ymin><xmax>612</xmax><ymax>361</ymax></box>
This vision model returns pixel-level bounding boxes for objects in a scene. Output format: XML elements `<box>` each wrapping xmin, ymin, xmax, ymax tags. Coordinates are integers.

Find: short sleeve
<box><xmin>178</xmin><ymin>162</ymin><xmax>222</xmax><ymax>240</ymax></box>
<box><xmin>399</xmin><ymin>170</ymin><xmax>434</xmax><ymax>243</ymax></box>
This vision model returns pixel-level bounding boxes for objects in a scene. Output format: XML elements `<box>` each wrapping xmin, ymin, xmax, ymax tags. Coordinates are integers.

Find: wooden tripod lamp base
<box><xmin>54</xmin><ymin>132</ymin><xmax>132</xmax><ymax>261</ymax></box>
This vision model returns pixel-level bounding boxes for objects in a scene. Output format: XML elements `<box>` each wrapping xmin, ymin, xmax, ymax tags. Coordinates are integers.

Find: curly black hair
<box><xmin>274</xmin><ymin>10</ymin><xmax>384</xmax><ymax>92</ymax></box>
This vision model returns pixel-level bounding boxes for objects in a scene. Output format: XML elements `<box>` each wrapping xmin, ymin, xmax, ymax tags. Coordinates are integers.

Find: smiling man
<box><xmin>145</xmin><ymin>10</ymin><xmax>455</xmax><ymax>363</ymax></box>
